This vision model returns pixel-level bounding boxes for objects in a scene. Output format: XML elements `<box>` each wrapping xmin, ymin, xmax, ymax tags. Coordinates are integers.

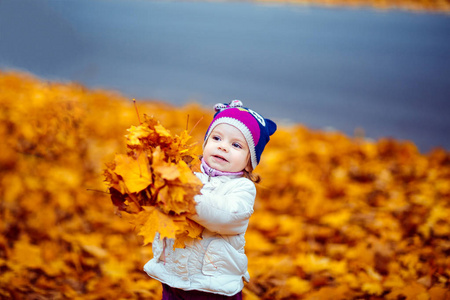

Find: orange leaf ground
<box><xmin>0</xmin><ymin>71</ymin><xmax>449</xmax><ymax>299</ymax></box>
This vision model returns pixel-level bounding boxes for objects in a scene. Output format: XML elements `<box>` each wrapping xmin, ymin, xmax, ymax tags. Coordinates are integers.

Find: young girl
<box><xmin>144</xmin><ymin>100</ymin><xmax>277</xmax><ymax>299</ymax></box>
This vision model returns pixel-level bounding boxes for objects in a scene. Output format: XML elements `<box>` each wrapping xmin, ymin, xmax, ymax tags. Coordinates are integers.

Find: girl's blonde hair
<box><xmin>243</xmin><ymin>161</ymin><xmax>261</xmax><ymax>183</ymax></box>
<box><xmin>243</xmin><ymin>168</ymin><xmax>261</xmax><ymax>183</ymax></box>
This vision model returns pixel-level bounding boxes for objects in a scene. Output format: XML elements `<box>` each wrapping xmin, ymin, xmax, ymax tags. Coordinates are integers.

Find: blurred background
<box><xmin>2</xmin><ymin>1</ymin><xmax>450</xmax><ymax>299</ymax></box>
<box><xmin>1</xmin><ymin>0</ymin><xmax>450</xmax><ymax>152</ymax></box>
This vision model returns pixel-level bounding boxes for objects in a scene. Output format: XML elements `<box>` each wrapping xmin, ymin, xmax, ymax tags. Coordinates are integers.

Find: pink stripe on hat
<box><xmin>215</xmin><ymin>108</ymin><xmax>260</xmax><ymax>144</ymax></box>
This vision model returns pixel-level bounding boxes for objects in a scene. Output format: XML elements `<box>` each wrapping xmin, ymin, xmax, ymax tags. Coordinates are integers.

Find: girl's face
<box><xmin>203</xmin><ymin>123</ymin><xmax>250</xmax><ymax>173</ymax></box>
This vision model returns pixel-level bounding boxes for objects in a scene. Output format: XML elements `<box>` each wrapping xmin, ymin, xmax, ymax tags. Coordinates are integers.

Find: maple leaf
<box><xmin>157</xmin><ymin>185</ymin><xmax>187</xmax><ymax>214</ymax></box>
<box><xmin>320</xmin><ymin>210</ymin><xmax>352</xmax><ymax>228</ymax></box>
<box><xmin>361</xmin><ymin>282</ymin><xmax>383</xmax><ymax>296</ymax></box>
<box><xmin>172</xmin><ymin>217</ymin><xmax>204</xmax><ymax>249</ymax></box>
<box><xmin>137</xmin><ymin>207</ymin><xmax>176</xmax><ymax>245</ymax></box>
<box><xmin>10</xmin><ymin>237</ymin><xmax>44</xmax><ymax>269</ymax></box>
<box><xmin>177</xmin><ymin>160</ymin><xmax>202</xmax><ymax>184</ymax></box>
<box><xmin>152</xmin><ymin>149</ymin><xmax>181</xmax><ymax>180</ymax></box>
<box><xmin>109</xmin><ymin>187</ymin><xmax>128</xmax><ymax>213</ymax></box>
<box><xmin>285</xmin><ymin>276</ymin><xmax>312</xmax><ymax>295</ymax></box>
<box><xmin>125</xmin><ymin>125</ymin><xmax>151</xmax><ymax>146</ymax></box>
<box><xmin>154</xmin><ymin>124</ymin><xmax>171</xmax><ymax>137</ymax></box>
<box><xmin>113</xmin><ymin>152</ymin><xmax>152</xmax><ymax>193</ymax></box>
<box><xmin>304</xmin><ymin>285</ymin><xmax>354</xmax><ymax>300</ymax></box>
<box><xmin>386</xmin><ymin>282</ymin><xmax>428</xmax><ymax>300</ymax></box>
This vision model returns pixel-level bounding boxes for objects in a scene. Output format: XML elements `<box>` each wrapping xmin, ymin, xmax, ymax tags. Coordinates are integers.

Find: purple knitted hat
<box><xmin>203</xmin><ymin>100</ymin><xmax>277</xmax><ymax>169</ymax></box>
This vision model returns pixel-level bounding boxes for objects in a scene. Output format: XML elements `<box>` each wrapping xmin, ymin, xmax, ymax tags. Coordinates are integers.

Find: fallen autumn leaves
<box><xmin>0</xmin><ymin>71</ymin><xmax>449</xmax><ymax>299</ymax></box>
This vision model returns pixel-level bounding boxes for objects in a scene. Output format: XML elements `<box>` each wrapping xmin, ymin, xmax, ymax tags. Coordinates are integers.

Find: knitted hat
<box><xmin>203</xmin><ymin>100</ymin><xmax>277</xmax><ymax>169</ymax></box>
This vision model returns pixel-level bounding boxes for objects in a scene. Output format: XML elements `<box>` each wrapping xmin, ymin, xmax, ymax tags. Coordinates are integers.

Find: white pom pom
<box><xmin>229</xmin><ymin>100</ymin><xmax>243</xmax><ymax>107</ymax></box>
<box><xmin>214</xmin><ymin>103</ymin><xmax>228</xmax><ymax>112</ymax></box>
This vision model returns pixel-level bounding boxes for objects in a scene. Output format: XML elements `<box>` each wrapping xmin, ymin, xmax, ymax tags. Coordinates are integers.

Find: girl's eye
<box><xmin>232</xmin><ymin>142</ymin><xmax>242</xmax><ymax>149</ymax></box>
<box><xmin>212</xmin><ymin>135</ymin><xmax>221</xmax><ymax>141</ymax></box>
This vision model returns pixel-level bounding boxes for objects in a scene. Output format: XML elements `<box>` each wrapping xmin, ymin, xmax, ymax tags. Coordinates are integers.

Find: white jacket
<box><xmin>143</xmin><ymin>172</ymin><xmax>256</xmax><ymax>296</ymax></box>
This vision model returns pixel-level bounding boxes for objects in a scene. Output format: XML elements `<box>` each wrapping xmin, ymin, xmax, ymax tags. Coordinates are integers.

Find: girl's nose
<box><xmin>218</xmin><ymin>143</ymin><xmax>228</xmax><ymax>152</ymax></box>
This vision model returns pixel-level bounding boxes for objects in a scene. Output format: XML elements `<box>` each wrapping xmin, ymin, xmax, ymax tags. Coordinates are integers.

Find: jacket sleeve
<box><xmin>190</xmin><ymin>178</ymin><xmax>256</xmax><ymax>235</ymax></box>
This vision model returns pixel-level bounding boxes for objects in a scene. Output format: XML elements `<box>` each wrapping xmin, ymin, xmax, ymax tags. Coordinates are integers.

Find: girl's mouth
<box><xmin>213</xmin><ymin>155</ymin><xmax>228</xmax><ymax>162</ymax></box>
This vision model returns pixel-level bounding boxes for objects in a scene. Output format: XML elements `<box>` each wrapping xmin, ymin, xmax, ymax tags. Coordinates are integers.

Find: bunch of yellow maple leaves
<box><xmin>104</xmin><ymin>114</ymin><xmax>204</xmax><ymax>248</ymax></box>
<box><xmin>0</xmin><ymin>70</ymin><xmax>449</xmax><ymax>299</ymax></box>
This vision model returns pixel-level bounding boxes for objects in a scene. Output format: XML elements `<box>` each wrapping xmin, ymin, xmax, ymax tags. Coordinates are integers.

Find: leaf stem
<box><xmin>133</xmin><ymin>98</ymin><xmax>141</xmax><ymax>124</ymax></box>
<box><xmin>189</xmin><ymin>115</ymin><xmax>204</xmax><ymax>135</ymax></box>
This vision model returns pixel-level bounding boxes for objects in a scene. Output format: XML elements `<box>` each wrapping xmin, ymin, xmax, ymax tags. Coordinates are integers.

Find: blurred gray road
<box><xmin>1</xmin><ymin>0</ymin><xmax>449</xmax><ymax>152</ymax></box>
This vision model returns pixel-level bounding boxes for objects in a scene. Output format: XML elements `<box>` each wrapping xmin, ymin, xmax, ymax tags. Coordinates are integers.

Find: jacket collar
<box><xmin>201</xmin><ymin>158</ymin><xmax>244</xmax><ymax>181</ymax></box>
